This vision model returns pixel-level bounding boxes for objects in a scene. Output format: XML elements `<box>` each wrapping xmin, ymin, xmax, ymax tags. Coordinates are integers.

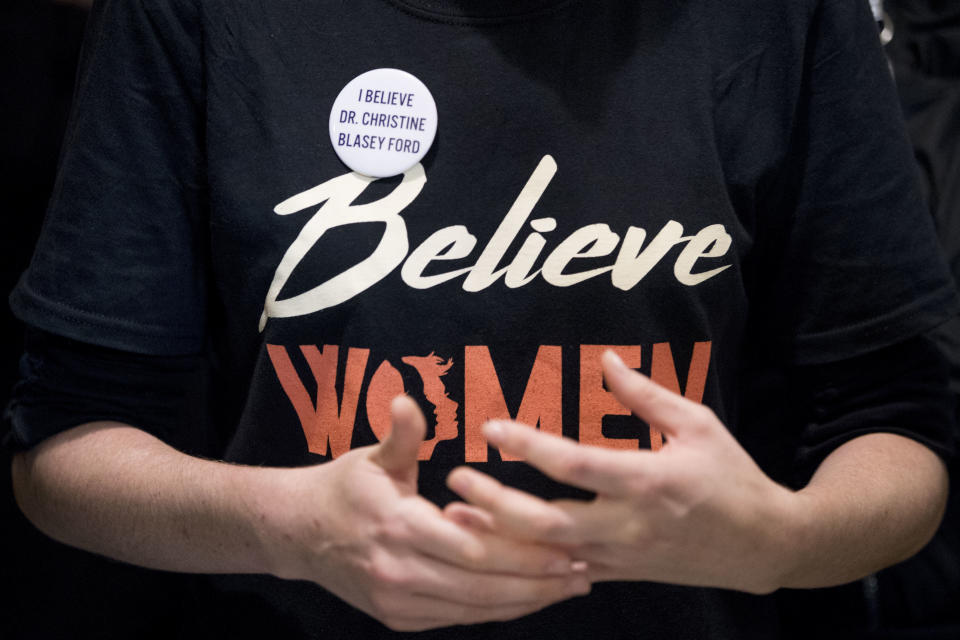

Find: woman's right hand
<box><xmin>262</xmin><ymin>396</ymin><xmax>591</xmax><ymax>632</ymax></box>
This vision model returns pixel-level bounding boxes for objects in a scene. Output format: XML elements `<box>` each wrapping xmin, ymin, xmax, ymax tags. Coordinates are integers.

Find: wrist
<box><xmin>764</xmin><ymin>487</ymin><xmax>817</xmax><ymax>592</ymax></box>
<box><xmin>237</xmin><ymin>464</ymin><xmax>318</xmax><ymax>580</ymax></box>
<box><xmin>752</xmin><ymin>484</ymin><xmax>813</xmax><ymax>594</ymax></box>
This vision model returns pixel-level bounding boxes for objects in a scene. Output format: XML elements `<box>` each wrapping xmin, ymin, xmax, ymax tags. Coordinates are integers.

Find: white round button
<box><xmin>328</xmin><ymin>68</ymin><xmax>438</xmax><ymax>178</ymax></box>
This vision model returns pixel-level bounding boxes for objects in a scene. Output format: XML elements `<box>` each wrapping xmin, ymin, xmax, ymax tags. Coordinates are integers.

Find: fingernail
<box><xmin>546</xmin><ymin>558</ymin><xmax>572</xmax><ymax>575</ymax></box>
<box><xmin>483</xmin><ymin>421</ymin><xmax>505</xmax><ymax>443</ymax></box>
<box><xmin>567</xmin><ymin>577</ymin><xmax>591</xmax><ymax>596</ymax></box>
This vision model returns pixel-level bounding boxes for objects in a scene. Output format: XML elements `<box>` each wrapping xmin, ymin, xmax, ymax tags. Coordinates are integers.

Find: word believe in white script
<box><xmin>259</xmin><ymin>155</ymin><xmax>732</xmax><ymax>331</ymax></box>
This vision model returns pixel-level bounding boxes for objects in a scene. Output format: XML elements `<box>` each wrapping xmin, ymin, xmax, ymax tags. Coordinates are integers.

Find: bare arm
<box><xmin>12</xmin><ymin>421</ymin><xmax>277</xmax><ymax>575</ymax></box>
<box><xmin>780</xmin><ymin>431</ymin><xmax>948</xmax><ymax>588</ymax></box>
<box><xmin>11</xmin><ymin>398</ymin><xmax>590</xmax><ymax>631</ymax></box>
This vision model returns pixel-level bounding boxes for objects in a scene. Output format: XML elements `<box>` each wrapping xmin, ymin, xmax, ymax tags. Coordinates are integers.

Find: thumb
<box><xmin>371</xmin><ymin>395</ymin><xmax>426</xmax><ymax>476</ymax></box>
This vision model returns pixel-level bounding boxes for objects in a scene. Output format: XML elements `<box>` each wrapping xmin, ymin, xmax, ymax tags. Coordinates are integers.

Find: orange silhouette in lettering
<box><xmin>366</xmin><ymin>354</ymin><xmax>459</xmax><ymax>460</ymax></box>
<box><xmin>402</xmin><ymin>354</ymin><xmax>458</xmax><ymax>459</ymax></box>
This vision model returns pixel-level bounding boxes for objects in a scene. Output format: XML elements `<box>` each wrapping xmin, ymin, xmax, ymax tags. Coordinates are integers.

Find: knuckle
<box><xmin>530</xmin><ymin>511</ymin><xmax>567</xmax><ymax>539</ymax></box>
<box><xmin>557</xmin><ymin>453</ymin><xmax>591</xmax><ymax>483</ymax></box>
<box><xmin>460</xmin><ymin>541</ymin><xmax>488</xmax><ymax>567</ymax></box>
<box><xmin>368</xmin><ymin>556</ymin><xmax>408</xmax><ymax>589</ymax></box>
<box><xmin>372</xmin><ymin>513</ymin><xmax>410</xmax><ymax>545</ymax></box>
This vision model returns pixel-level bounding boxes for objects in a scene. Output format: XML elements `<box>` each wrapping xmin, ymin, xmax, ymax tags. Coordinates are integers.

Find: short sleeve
<box><xmin>10</xmin><ymin>0</ymin><xmax>207</xmax><ymax>356</ymax></box>
<box><xmin>792</xmin><ymin>331</ymin><xmax>956</xmax><ymax>485</ymax></box>
<box><xmin>4</xmin><ymin>328</ymin><xmax>210</xmax><ymax>454</ymax></box>
<box><xmin>766</xmin><ymin>0</ymin><xmax>959</xmax><ymax>365</ymax></box>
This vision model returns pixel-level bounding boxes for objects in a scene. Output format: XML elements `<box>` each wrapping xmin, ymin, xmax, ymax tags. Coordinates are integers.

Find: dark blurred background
<box><xmin>1</xmin><ymin>1</ymin><xmax>192</xmax><ymax>638</ymax></box>
<box><xmin>1</xmin><ymin>0</ymin><xmax>957</xmax><ymax>637</ymax></box>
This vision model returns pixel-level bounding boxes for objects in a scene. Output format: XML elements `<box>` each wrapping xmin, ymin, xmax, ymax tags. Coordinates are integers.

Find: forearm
<box><xmin>777</xmin><ymin>432</ymin><xmax>949</xmax><ymax>589</ymax></box>
<box><xmin>11</xmin><ymin>421</ymin><xmax>285</xmax><ymax>575</ymax></box>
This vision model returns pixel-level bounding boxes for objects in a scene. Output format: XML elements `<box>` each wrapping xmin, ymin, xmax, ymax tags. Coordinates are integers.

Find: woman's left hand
<box><xmin>445</xmin><ymin>351</ymin><xmax>802</xmax><ymax>595</ymax></box>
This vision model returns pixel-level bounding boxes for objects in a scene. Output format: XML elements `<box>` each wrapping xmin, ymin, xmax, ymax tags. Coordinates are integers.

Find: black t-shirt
<box><xmin>9</xmin><ymin>0</ymin><xmax>959</xmax><ymax>638</ymax></box>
